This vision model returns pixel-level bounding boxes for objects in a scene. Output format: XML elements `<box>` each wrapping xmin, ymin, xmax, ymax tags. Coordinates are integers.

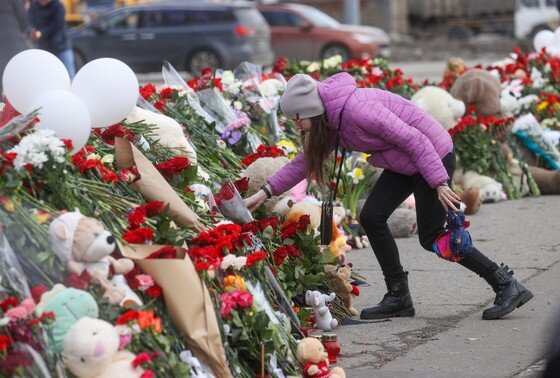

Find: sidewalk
<box><xmin>337</xmin><ymin>195</ymin><xmax>560</xmax><ymax>377</ymax></box>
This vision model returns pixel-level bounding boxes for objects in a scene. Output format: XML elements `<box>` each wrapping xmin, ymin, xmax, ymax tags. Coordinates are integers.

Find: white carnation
<box><xmin>9</xmin><ymin>129</ymin><xmax>66</xmax><ymax>170</ymax></box>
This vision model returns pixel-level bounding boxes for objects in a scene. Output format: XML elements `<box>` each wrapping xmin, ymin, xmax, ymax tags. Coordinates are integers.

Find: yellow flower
<box><xmin>536</xmin><ymin>101</ymin><xmax>549</xmax><ymax>113</ymax></box>
<box><xmin>348</xmin><ymin>167</ymin><xmax>365</xmax><ymax>184</ymax></box>
<box><xmin>34</xmin><ymin>209</ymin><xmax>51</xmax><ymax>224</ymax></box>
<box><xmin>360</xmin><ymin>153</ymin><xmax>371</xmax><ymax>162</ymax></box>
<box><xmin>0</xmin><ymin>196</ymin><xmax>14</xmax><ymax>212</ymax></box>
<box><xmin>223</xmin><ymin>275</ymin><xmax>247</xmax><ymax>292</ymax></box>
<box><xmin>277</xmin><ymin>139</ymin><xmax>297</xmax><ymax>159</ymax></box>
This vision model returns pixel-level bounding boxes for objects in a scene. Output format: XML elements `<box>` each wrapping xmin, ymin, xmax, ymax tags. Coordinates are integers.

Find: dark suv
<box><xmin>69</xmin><ymin>1</ymin><xmax>274</xmax><ymax>74</ymax></box>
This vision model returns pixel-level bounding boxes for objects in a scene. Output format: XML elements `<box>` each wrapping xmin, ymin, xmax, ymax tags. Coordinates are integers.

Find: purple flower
<box><xmin>222</xmin><ymin>129</ymin><xmax>243</xmax><ymax>146</ymax></box>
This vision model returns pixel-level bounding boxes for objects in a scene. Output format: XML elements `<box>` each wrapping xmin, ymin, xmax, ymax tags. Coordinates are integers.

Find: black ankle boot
<box><xmin>360</xmin><ymin>272</ymin><xmax>415</xmax><ymax>319</ymax></box>
<box><xmin>482</xmin><ymin>264</ymin><xmax>534</xmax><ymax>320</ymax></box>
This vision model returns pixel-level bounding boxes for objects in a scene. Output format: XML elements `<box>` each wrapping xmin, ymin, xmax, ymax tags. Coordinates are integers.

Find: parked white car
<box><xmin>515</xmin><ymin>0</ymin><xmax>560</xmax><ymax>39</ymax></box>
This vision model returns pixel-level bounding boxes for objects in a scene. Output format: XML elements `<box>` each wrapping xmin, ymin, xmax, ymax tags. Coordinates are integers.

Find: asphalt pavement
<box><xmin>335</xmin><ymin>195</ymin><xmax>560</xmax><ymax>377</ymax></box>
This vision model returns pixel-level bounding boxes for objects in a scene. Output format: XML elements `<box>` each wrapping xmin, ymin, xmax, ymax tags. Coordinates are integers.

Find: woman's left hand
<box><xmin>437</xmin><ymin>184</ymin><xmax>462</xmax><ymax>212</ymax></box>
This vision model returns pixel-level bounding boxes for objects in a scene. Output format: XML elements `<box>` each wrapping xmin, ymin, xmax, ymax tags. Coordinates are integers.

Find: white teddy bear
<box><xmin>305</xmin><ymin>290</ymin><xmax>338</xmax><ymax>331</ymax></box>
<box><xmin>411</xmin><ymin>86</ymin><xmax>466</xmax><ymax>130</ymax></box>
<box><xmin>461</xmin><ymin>171</ymin><xmax>507</xmax><ymax>203</ymax></box>
<box><xmin>63</xmin><ymin>317</ymin><xmax>144</xmax><ymax>378</ymax></box>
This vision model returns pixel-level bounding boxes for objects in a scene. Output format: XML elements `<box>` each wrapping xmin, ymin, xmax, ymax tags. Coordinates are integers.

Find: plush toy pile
<box><xmin>0</xmin><ymin>41</ymin><xmax>559</xmax><ymax>377</ymax></box>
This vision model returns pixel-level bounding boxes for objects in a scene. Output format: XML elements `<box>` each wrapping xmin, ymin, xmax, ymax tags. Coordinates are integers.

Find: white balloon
<box><xmin>554</xmin><ymin>27</ymin><xmax>560</xmax><ymax>50</ymax></box>
<box><xmin>71</xmin><ymin>58</ymin><xmax>139</xmax><ymax>128</ymax></box>
<box><xmin>533</xmin><ymin>30</ymin><xmax>555</xmax><ymax>52</ymax></box>
<box><xmin>31</xmin><ymin>90</ymin><xmax>91</xmax><ymax>154</ymax></box>
<box><xmin>2</xmin><ymin>49</ymin><xmax>70</xmax><ymax>114</ymax></box>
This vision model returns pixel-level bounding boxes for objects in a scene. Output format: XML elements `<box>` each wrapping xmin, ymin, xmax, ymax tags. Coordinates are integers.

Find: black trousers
<box><xmin>359</xmin><ymin>151</ymin><xmax>499</xmax><ymax>280</ymax></box>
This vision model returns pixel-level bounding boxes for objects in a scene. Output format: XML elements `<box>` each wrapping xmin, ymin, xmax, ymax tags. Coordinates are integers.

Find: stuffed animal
<box><xmin>242</xmin><ymin>156</ymin><xmax>292</xmax><ymax>211</ymax></box>
<box><xmin>38</xmin><ymin>286</ymin><xmax>99</xmax><ymax>352</ymax></box>
<box><xmin>283</xmin><ymin>200</ymin><xmax>322</xmax><ymax>234</ymax></box>
<box><xmin>126</xmin><ymin>107</ymin><xmax>190</xmax><ymax>157</ymax></box>
<box><xmin>461</xmin><ymin>171</ymin><xmax>507</xmax><ymax>203</ymax></box>
<box><xmin>500</xmin><ymin>90</ymin><xmax>519</xmax><ymax>116</ymax></box>
<box><xmin>388</xmin><ymin>207</ymin><xmax>417</xmax><ymax>238</ymax></box>
<box><xmin>324</xmin><ymin>265</ymin><xmax>358</xmax><ymax>316</ymax></box>
<box><xmin>297</xmin><ymin>338</ymin><xmax>345</xmax><ymax>378</ymax></box>
<box><xmin>444</xmin><ymin>57</ymin><xmax>467</xmax><ymax>76</ymax></box>
<box><xmin>328</xmin><ymin>206</ymin><xmax>351</xmax><ymax>257</ymax></box>
<box><xmin>305</xmin><ymin>290</ymin><xmax>337</xmax><ymax>331</ymax></box>
<box><xmin>501</xmin><ymin>144</ymin><xmax>531</xmax><ymax>197</ymax></box>
<box><xmin>450</xmin><ymin>69</ymin><xmax>502</xmax><ymax>117</ymax></box>
<box><xmin>411</xmin><ymin>86</ymin><xmax>466</xmax><ymax>130</ymax></box>
<box><xmin>528</xmin><ymin>166</ymin><xmax>560</xmax><ymax>194</ymax></box>
<box><xmin>63</xmin><ymin>317</ymin><xmax>144</xmax><ymax>378</ymax></box>
<box><xmin>50</xmin><ymin>211</ymin><xmax>135</xmax><ymax>305</ymax></box>
<box><xmin>460</xmin><ymin>187</ymin><xmax>482</xmax><ymax>215</ymax></box>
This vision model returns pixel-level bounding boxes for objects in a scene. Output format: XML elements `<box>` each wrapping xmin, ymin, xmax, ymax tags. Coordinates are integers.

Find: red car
<box><xmin>258</xmin><ymin>3</ymin><xmax>390</xmax><ymax>61</ymax></box>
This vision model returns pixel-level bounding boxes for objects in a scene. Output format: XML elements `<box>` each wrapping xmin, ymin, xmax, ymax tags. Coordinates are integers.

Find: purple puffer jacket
<box><xmin>268</xmin><ymin>72</ymin><xmax>453</xmax><ymax>194</ymax></box>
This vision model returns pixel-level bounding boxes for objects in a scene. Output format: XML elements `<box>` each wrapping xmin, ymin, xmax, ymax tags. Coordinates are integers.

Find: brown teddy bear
<box><xmin>324</xmin><ymin>265</ymin><xmax>357</xmax><ymax>316</ymax></box>
<box><xmin>450</xmin><ymin>69</ymin><xmax>502</xmax><ymax>117</ymax></box>
<box><xmin>297</xmin><ymin>337</ymin><xmax>345</xmax><ymax>378</ymax></box>
<box><xmin>527</xmin><ymin>166</ymin><xmax>560</xmax><ymax>194</ymax></box>
<box><xmin>242</xmin><ymin>156</ymin><xmax>291</xmax><ymax>212</ymax></box>
<box><xmin>50</xmin><ymin>211</ymin><xmax>135</xmax><ymax>305</ymax></box>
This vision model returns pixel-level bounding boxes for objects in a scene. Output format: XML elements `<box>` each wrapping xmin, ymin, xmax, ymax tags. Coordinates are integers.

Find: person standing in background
<box><xmin>0</xmin><ymin>0</ymin><xmax>29</xmax><ymax>95</ymax></box>
<box><xmin>28</xmin><ymin>0</ymin><xmax>75</xmax><ymax>77</ymax></box>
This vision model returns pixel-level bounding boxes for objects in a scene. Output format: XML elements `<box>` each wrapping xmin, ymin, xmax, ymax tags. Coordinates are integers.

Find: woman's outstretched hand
<box><xmin>244</xmin><ymin>190</ymin><xmax>268</xmax><ymax>213</ymax></box>
<box><xmin>437</xmin><ymin>184</ymin><xmax>462</xmax><ymax>212</ymax></box>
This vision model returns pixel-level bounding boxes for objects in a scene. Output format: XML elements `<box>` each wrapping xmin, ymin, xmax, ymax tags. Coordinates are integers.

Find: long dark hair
<box><xmin>302</xmin><ymin>113</ymin><xmax>332</xmax><ymax>190</ymax></box>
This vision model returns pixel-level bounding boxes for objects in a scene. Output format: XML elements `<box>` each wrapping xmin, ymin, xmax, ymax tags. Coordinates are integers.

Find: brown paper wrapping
<box><xmin>114</xmin><ymin>137</ymin><xmax>204</xmax><ymax>231</ymax></box>
<box><xmin>119</xmin><ymin>242</ymin><xmax>232</xmax><ymax>378</ymax></box>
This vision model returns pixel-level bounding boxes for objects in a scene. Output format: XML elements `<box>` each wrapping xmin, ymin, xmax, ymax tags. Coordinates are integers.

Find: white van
<box><xmin>515</xmin><ymin>0</ymin><xmax>560</xmax><ymax>39</ymax></box>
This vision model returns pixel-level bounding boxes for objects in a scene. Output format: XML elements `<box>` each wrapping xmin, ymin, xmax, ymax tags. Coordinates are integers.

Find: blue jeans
<box><xmin>56</xmin><ymin>49</ymin><xmax>76</xmax><ymax>78</ymax></box>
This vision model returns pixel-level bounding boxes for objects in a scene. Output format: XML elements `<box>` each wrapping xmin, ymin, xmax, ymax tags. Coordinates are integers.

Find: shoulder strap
<box><xmin>330</xmin><ymin>108</ymin><xmax>346</xmax><ymax>202</ymax></box>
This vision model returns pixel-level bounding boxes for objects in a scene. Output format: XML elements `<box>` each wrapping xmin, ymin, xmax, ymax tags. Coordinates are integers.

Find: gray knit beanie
<box><xmin>280</xmin><ymin>74</ymin><xmax>325</xmax><ymax>119</ymax></box>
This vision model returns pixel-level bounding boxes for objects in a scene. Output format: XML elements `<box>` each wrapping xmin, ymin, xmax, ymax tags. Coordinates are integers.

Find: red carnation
<box><xmin>31</xmin><ymin>285</ymin><xmax>48</xmax><ymax>304</ymax></box>
<box><xmin>127</xmin><ymin>208</ymin><xmax>147</xmax><ymax>229</ymax></box>
<box><xmin>141</xmin><ymin>201</ymin><xmax>165</xmax><ymax>217</ymax></box>
<box><xmin>159</xmin><ymin>87</ymin><xmax>174</xmax><ymax>99</ymax></box>
<box><xmin>258</xmin><ymin>216</ymin><xmax>279</xmax><ymax>231</ymax></box>
<box><xmin>155</xmin><ymin>157</ymin><xmax>191</xmax><ymax>179</ymax></box>
<box><xmin>351</xmin><ymin>285</ymin><xmax>360</xmax><ymax>296</ymax></box>
<box><xmin>132</xmin><ymin>352</ymin><xmax>152</xmax><ymax>368</ymax></box>
<box><xmin>154</xmin><ymin>99</ymin><xmax>167</xmax><ymax>112</ymax></box>
<box><xmin>116</xmin><ymin>309</ymin><xmax>139</xmax><ymax>325</ymax></box>
<box><xmin>0</xmin><ymin>297</ymin><xmax>19</xmax><ymax>312</ymax></box>
<box><xmin>280</xmin><ymin>222</ymin><xmax>298</xmax><ymax>240</ymax></box>
<box><xmin>139</xmin><ymin>84</ymin><xmax>156</xmax><ymax>100</ymax></box>
<box><xmin>147</xmin><ymin>246</ymin><xmax>178</xmax><ymax>259</ymax></box>
<box><xmin>234</xmin><ymin>177</ymin><xmax>249</xmax><ymax>192</ymax></box>
<box><xmin>245</xmin><ymin>251</ymin><xmax>267</xmax><ymax>267</ymax></box>
<box><xmin>95</xmin><ymin>124</ymin><xmax>135</xmax><ymax>145</ymax></box>
<box><xmin>139</xmin><ymin>370</ymin><xmax>155</xmax><ymax>378</ymax></box>
<box><xmin>122</xmin><ymin>228</ymin><xmax>154</xmax><ymax>244</ymax></box>
<box><xmin>0</xmin><ymin>334</ymin><xmax>12</xmax><ymax>351</ymax></box>
<box><xmin>145</xmin><ymin>284</ymin><xmax>163</xmax><ymax>298</ymax></box>
<box><xmin>212</xmin><ymin>78</ymin><xmax>223</xmax><ymax>91</ymax></box>
<box><xmin>61</xmin><ymin>138</ymin><xmax>74</xmax><ymax>151</ymax></box>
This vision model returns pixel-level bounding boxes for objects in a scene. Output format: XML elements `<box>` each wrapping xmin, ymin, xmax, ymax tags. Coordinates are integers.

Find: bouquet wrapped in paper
<box><xmin>196</xmin><ymin>88</ymin><xmax>262</xmax><ymax>154</ymax></box>
<box><xmin>213</xmin><ymin>180</ymin><xmax>253</xmax><ymax>224</ymax></box>
<box><xmin>220</xmin><ymin>62</ymin><xmax>286</xmax><ymax>144</ymax></box>
<box><xmin>119</xmin><ymin>243</ymin><xmax>232</xmax><ymax>378</ymax></box>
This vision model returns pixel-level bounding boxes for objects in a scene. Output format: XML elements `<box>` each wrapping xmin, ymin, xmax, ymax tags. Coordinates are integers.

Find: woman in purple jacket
<box><xmin>245</xmin><ymin>72</ymin><xmax>533</xmax><ymax>320</ymax></box>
